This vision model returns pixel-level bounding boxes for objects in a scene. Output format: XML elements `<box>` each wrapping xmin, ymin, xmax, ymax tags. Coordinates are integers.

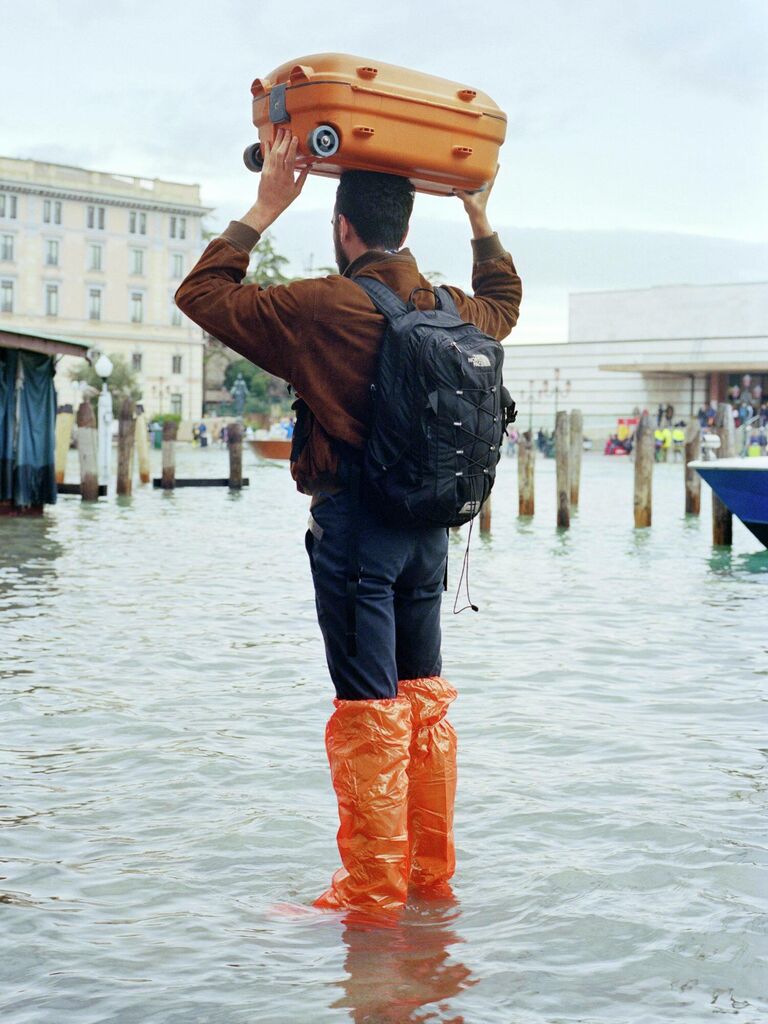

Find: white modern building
<box><xmin>0</xmin><ymin>156</ymin><xmax>211</xmax><ymax>419</ymax></box>
<box><xmin>505</xmin><ymin>281</ymin><xmax>768</xmax><ymax>439</ymax></box>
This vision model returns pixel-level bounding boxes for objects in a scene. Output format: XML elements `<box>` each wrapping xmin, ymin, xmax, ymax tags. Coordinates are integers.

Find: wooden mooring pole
<box><xmin>116</xmin><ymin>398</ymin><xmax>136</xmax><ymax>496</ymax></box>
<box><xmin>76</xmin><ymin>400</ymin><xmax>100</xmax><ymax>502</ymax></box>
<box><xmin>228</xmin><ymin>421</ymin><xmax>243</xmax><ymax>489</ymax></box>
<box><xmin>684</xmin><ymin>421</ymin><xmax>701</xmax><ymax>516</ymax></box>
<box><xmin>569</xmin><ymin>408</ymin><xmax>583</xmax><ymax>507</ymax></box>
<box><xmin>161</xmin><ymin>420</ymin><xmax>177</xmax><ymax>490</ymax></box>
<box><xmin>633</xmin><ymin>411</ymin><xmax>654</xmax><ymax>527</ymax></box>
<box><xmin>712</xmin><ymin>402</ymin><xmax>736</xmax><ymax>546</ymax></box>
<box><xmin>479</xmin><ymin>495</ymin><xmax>491</xmax><ymax>533</ymax></box>
<box><xmin>55</xmin><ymin>404</ymin><xmax>74</xmax><ymax>484</ymax></box>
<box><xmin>555</xmin><ymin>410</ymin><xmax>570</xmax><ymax>529</ymax></box>
<box><xmin>518</xmin><ymin>430</ymin><xmax>535</xmax><ymax>516</ymax></box>
<box><xmin>135</xmin><ymin>404</ymin><xmax>151</xmax><ymax>484</ymax></box>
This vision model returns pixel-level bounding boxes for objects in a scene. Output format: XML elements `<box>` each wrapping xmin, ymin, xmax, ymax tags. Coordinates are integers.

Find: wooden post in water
<box><xmin>712</xmin><ymin>402</ymin><xmax>736</xmax><ymax>546</ymax></box>
<box><xmin>134</xmin><ymin>404</ymin><xmax>151</xmax><ymax>484</ymax></box>
<box><xmin>76</xmin><ymin>400</ymin><xmax>100</xmax><ymax>501</ymax></box>
<box><xmin>684</xmin><ymin>421</ymin><xmax>701</xmax><ymax>516</ymax></box>
<box><xmin>228</xmin><ymin>421</ymin><xmax>243</xmax><ymax>490</ymax></box>
<box><xmin>633</xmin><ymin>411</ymin><xmax>654</xmax><ymax>527</ymax></box>
<box><xmin>55</xmin><ymin>404</ymin><xmax>74</xmax><ymax>484</ymax></box>
<box><xmin>555</xmin><ymin>410</ymin><xmax>570</xmax><ymax>529</ymax></box>
<box><xmin>569</xmin><ymin>408</ymin><xmax>583</xmax><ymax>507</ymax></box>
<box><xmin>116</xmin><ymin>398</ymin><xmax>136</xmax><ymax>496</ymax></box>
<box><xmin>479</xmin><ymin>494</ymin><xmax>491</xmax><ymax>533</ymax></box>
<box><xmin>161</xmin><ymin>420</ymin><xmax>177</xmax><ymax>490</ymax></box>
<box><xmin>518</xmin><ymin>430</ymin><xmax>535</xmax><ymax>516</ymax></box>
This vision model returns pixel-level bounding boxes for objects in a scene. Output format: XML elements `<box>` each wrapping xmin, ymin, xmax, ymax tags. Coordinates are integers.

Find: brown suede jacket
<box><xmin>175</xmin><ymin>220</ymin><xmax>522</xmax><ymax>494</ymax></box>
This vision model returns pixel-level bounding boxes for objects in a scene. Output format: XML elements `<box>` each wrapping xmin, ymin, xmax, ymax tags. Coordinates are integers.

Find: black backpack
<box><xmin>353</xmin><ymin>276</ymin><xmax>516</xmax><ymax>527</ymax></box>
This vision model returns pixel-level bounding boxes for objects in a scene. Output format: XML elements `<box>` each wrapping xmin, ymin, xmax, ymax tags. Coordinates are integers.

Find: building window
<box><xmin>171</xmin><ymin>304</ymin><xmax>182</xmax><ymax>326</ymax></box>
<box><xmin>0</xmin><ymin>195</ymin><xmax>18</xmax><ymax>219</ymax></box>
<box><xmin>172</xmin><ymin>253</ymin><xmax>184</xmax><ymax>278</ymax></box>
<box><xmin>1</xmin><ymin>280</ymin><xmax>13</xmax><ymax>312</ymax></box>
<box><xmin>131</xmin><ymin>249</ymin><xmax>144</xmax><ymax>275</ymax></box>
<box><xmin>171</xmin><ymin>393</ymin><xmax>183</xmax><ymax>416</ymax></box>
<box><xmin>132</xmin><ymin>352</ymin><xmax>143</xmax><ymax>372</ymax></box>
<box><xmin>89</xmin><ymin>288</ymin><xmax>102</xmax><ymax>320</ymax></box>
<box><xmin>131</xmin><ymin>292</ymin><xmax>143</xmax><ymax>323</ymax></box>
<box><xmin>43</xmin><ymin>200</ymin><xmax>62</xmax><ymax>224</ymax></box>
<box><xmin>169</xmin><ymin>216</ymin><xmax>187</xmax><ymax>239</ymax></box>
<box><xmin>87</xmin><ymin>205</ymin><xmax>106</xmax><ymax>230</ymax></box>
<box><xmin>129</xmin><ymin>211</ymin><xmax>147</xmax><ymax>235</ymax></box>
<box><xmin>88</xmin><ymin>244</ymin><xmax>102</xmax><ymax>271</ymax></box>
<box><xmin>45</xmin><ymin>284</ymin><xmax>59</xmax><ymax>317</ymax></box>
<box><xmin>45</xmin><ymin>240</ymin><xmax>59</xmax><ymax>266</ymax></box>
<box><xmin>172</xmin><ymin>354</ymin><xmax>183</xmax><ymax>374</ymax></box>
<box><xmin>1</xmin><ymin>235</ymin><xmax>13</xmax><ymax>261</ymax></box>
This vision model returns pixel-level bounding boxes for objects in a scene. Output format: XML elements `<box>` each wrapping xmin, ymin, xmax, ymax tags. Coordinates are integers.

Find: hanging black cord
<box><xmin>451</xmin><ymin>383</ymin><xmax>498</xmax><ymax>615</ymax></box>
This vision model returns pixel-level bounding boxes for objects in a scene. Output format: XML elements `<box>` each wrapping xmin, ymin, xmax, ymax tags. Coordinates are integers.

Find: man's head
<box><xmin>333</xmin><ymin>171</ymin><xmax>415</xmax><ymax>273</ymax></box>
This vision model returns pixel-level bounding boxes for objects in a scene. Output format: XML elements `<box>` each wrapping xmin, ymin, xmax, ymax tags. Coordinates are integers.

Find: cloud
<box><xmin>614</xmin><ymin>0</ymin><xmax>768</xmax><ymax>102</ymax></box>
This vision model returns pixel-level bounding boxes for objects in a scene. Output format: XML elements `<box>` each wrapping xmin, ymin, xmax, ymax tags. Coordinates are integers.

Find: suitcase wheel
<box><xmin>308</xmin><ymin>125</ymin><xmax>340</xmax><ymax>158</ymax></box>
<box><xmin>243</xmin><ymin>143</ymin><xmax>264</xmax><ymax>173</ymax></box>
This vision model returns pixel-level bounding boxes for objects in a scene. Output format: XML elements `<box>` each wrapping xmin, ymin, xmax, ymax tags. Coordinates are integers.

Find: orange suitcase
<box><xmin>243</xmin><ymin>53</ymin><xmax>506</xmax><ymax>196</ymax></box>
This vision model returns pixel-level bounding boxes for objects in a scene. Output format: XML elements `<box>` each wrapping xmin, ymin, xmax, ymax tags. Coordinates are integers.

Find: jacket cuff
<box><xmin>221</xmin><ymin>220</ymin><xmax>262</xmax><ymax>253</ymax></box>
<box><xmin>471</xmin><ymin>232</ymin><xmax>505</xmax><ymax>262</ymax></box>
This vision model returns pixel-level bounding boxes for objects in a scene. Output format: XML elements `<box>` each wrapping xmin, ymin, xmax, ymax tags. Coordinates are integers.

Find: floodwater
<box><xmin>1</xmin><ymin>444</ymin><xmax>766</xmax><ymax>1024</ymax></box>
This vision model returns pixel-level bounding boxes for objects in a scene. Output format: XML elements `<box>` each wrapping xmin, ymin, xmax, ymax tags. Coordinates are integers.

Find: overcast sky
<box><xmin>5</xmin><ymin>0</ymin><xmax>768</xmax><ymax>340</ymax></box>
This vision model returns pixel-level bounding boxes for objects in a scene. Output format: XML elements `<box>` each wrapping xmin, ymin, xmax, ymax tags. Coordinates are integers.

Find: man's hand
<box><xmin>240</xmin><ymin>129</ymin><xmax>311</xmax><ymax>235</ymax></box>
<box><xmin>456</xmin><ymin>165</ymin><xmax>498</xmax><ymax>240</ymax></box>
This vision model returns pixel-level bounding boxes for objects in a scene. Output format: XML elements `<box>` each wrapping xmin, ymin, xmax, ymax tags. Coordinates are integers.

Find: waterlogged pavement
<box><xmin>1</xmin><ymin>446</ymin><xmax>766</xmax><ymax>1023</ymax></box>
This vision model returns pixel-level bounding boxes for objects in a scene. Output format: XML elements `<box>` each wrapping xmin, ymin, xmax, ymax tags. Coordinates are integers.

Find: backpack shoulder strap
<box><xmin>436</xmin><ymin>286</ymin><xmax>459</xmax><ymax>317</ymax></box>
<box><xmin>353</xmin><ymin>276</ymin><xmax>408</xmax><ymax>321</ymax></box>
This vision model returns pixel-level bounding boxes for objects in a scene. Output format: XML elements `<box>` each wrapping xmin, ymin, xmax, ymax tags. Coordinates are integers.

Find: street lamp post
<box><xmin>94</xmin><ymin>353</ymin><xmax>113</xmax><ymax>488</ymax></box>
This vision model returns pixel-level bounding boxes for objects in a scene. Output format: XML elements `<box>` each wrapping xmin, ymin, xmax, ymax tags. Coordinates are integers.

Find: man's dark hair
<box><xmin>335</xmin><ymin>171</ymin><xmax>415</xmax><ymax>250</ymax></box>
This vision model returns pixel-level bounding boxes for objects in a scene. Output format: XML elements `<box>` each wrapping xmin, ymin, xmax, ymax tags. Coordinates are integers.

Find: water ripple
<box><xmin>1</xmin><ymin>449</ymin><xmax>766</xmax><ymax>1023</ymax></box>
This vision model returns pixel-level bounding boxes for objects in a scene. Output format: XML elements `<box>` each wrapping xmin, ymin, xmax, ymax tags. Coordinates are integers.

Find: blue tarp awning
<box><xmin>0</xmin><ymin>348</ymin><xmax>58</xmax><ymax>507</ymax></box>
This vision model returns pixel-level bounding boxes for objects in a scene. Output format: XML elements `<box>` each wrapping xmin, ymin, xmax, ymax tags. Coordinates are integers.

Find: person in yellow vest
<box><xmin>660</xmin><ymin>426</ymin><xmax>673</xmax><ymax>461</ymax></box>
<box><xmin>672</xmin><ymin>423</ymin><xmax>685</xmax><ymax>461</ymax></box>
<box><xmin>654</xmin><ymin>427</ymin><xmax>664</xmax><ymax>461</ymax></box>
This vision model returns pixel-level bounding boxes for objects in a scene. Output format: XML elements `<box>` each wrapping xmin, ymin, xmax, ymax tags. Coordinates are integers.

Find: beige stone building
<box><xmin>0</xmin><ymin>156</ymin><xmax>211</xmax><ymax>419</ymax></box>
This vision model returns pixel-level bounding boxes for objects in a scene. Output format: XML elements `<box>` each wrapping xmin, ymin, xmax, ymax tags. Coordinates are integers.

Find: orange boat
<box><xmin>248</xmin><ymin>438</ymin><xmax>292</xmax><ymax>460</ymax></box>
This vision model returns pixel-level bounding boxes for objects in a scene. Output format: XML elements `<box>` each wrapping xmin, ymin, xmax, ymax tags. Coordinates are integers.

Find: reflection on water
<box><xmin>334</xmin><ymin>903</ymin><xmax>475</xmax><ymax>1024</ymax></box>
<box><xmin>0</xmin><ymin>515</ymin><xmax>63</xmax><ymax>601</ymax></box>
<box><xmin>1</xmin><ymin>448</ymin><xmax>766</xmax><ymax>1023</ymax></box>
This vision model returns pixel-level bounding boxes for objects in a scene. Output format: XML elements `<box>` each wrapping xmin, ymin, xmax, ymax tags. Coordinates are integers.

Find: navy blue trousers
<box><xmin>305</xmin><ymin>491</ymin><xmax>449</xmax><ymax>701</ymax></box>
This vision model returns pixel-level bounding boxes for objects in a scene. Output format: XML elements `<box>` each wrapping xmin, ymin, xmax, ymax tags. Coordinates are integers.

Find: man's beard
<box><xmin>333</xmin><ymin>219</ymin><xmax>349</xmax><ymax>275</ymax></box>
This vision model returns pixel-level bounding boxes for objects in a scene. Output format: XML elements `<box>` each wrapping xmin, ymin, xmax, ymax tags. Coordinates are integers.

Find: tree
<box><xmin>246</xmin><ymin>232</ymin><xmax>292</xmax><ymax>287</ymax></box>
<box><xmin>69</xmin><ymin>354</ymin><xmax>142</xmax><ymax>417</ymax></box>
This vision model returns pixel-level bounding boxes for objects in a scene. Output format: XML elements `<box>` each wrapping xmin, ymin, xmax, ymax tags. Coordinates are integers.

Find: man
<box><xmin>176</xmin><ymin>129</ymin><xmax>522</xmax><ymax>915</ymax></box>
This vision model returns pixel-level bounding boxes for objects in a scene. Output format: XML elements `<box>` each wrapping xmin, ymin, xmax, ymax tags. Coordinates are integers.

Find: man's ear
<box><xmin>338</xmin><ymin>212</ymin><xmax>351</xmax><ymax>243</ymax></box>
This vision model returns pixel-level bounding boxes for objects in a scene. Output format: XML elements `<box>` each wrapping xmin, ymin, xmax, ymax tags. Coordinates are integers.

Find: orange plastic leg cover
<box><xmin>398</xmin><ymin>677</ymin><xmax>458</xmax><ymax>894</ymax></box>
<box><xmin>314</xmin><ymin>697</ymin><xmax>412</xmax><ymax>914</ymax></box>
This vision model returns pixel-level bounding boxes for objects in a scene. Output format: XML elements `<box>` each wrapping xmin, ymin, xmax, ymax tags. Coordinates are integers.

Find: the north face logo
<box><xmin>468</xmin><ymin>353</ymin><xmax>491</xmax><ymax>368</ymax></box>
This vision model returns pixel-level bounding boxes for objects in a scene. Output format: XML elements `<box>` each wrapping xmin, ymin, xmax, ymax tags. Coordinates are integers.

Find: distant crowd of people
<box><xmin>602</xmin><ymin>385</ymin><xmax>768</xmax><ymax>460</ymax></box>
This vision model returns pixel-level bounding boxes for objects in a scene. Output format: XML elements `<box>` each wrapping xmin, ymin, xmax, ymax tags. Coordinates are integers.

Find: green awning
<box><xmin>0</xmin><ymin>326</ymin><xmax>91</xmax><ymax>359</ymax></box>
